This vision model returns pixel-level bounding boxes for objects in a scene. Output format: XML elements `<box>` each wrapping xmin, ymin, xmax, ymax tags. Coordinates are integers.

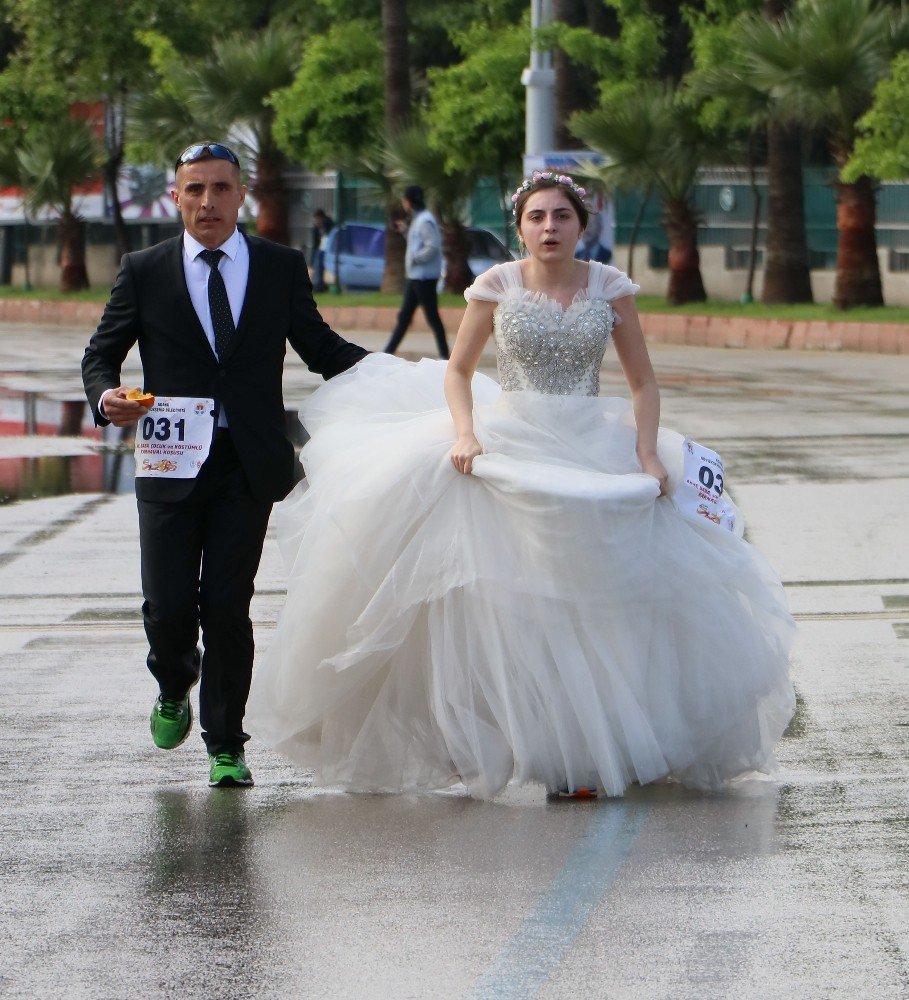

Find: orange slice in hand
<box><xmin>125</xmin><ymin>389</ymin><xmax>155</xmax><ymax>407</ymax></box>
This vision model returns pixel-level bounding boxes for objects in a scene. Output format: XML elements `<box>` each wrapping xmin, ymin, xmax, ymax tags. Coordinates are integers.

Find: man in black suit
<box><xmin>82</xmin><ymin>142</ymin><xmax>367</xmax><ymax>787</ymax></box>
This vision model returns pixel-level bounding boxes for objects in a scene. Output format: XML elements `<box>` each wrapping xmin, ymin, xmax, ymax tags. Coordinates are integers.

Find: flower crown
<box><xmin>511</xmin><ymin>172</ymin><xmax>587</xmax><ymax>215</ymax></box>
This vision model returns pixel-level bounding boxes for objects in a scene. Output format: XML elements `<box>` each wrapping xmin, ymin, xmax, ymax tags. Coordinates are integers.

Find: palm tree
<box><xmin>735</xmin><ymin>0</ymin><xmax>908</xmax><ymax>308</ymax></box>
<box><xmin>693</xmin><ymin>1</ymin><xmax>814</xmax><ymax>304</ymax></box>
<box><xmin>759</xmin><ymin>0</ymin><xmax>813</xmax><ymax>304</ymax></box>
<box><xmin>384</xmin><ymin>125</ymin><xmax>478</xmax><ymax>294</ymax></box>
<box><xmin>0</xmin><ymin>128</ymin><xmax>29</xmax><ymax>286</ymax></box>
<box><xmin>380</xmin><ymin>0</ymin><xmax>411</xmax><ymax>295</ymax></box>
<box><xmin>383</xmin><ymin>0</ymin><xmax>411</xmax><ymax>132</ymax></box>
<box><xmin>572</xmin><ymin>82</ymin><xmax>711</xmax><ymax>305</ymax></box>
<box><xmin>130</xmin><ymin>26</ymin><xmax>299</xmax><ymax>245</ymax></box>
<box><xmin>845</xmin><ymin>49</ymin><xmax>909</xmax><ymax>180</ymax></box>
<box><xmin>14</xmin><ymin>118</ymin><xmax>102</xmax><ymax>292</ymax></box>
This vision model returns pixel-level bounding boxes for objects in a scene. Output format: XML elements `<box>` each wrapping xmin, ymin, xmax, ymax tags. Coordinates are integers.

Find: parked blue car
<box><xmin>321</xmin><ymin>222</ymin><xmax>514</xmax><ymax>290</ymax></box>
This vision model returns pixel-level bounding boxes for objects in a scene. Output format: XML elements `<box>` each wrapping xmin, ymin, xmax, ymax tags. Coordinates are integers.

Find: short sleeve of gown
<box><xmin>589</xmin><ymin>262</ymin><xmax>640</xmax><ymax>302</ymax></box>
<box><xmin>589</xmin><ymin>262</ymin><xmax>640</xmax><ymax>324</ymax></box>
<box><xmin>463</xmin><ymin>261</ymin><xmax>522</xmax><ymax>304</ymax></box>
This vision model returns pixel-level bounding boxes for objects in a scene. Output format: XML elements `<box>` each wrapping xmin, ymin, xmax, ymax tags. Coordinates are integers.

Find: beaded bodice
<box><xmin>493</xmin><ymin>292</ymin><xmax>616</xmax><ymax>396</ymax></box>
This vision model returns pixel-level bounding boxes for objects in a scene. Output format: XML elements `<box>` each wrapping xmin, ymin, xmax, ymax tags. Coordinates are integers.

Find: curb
<box><xmin>1</xmin><ymin>299</ymin><xmax>906</xmax><ymax>354</ymax></box>
<box><xmin>0</xmin><ymin>299</ymin><xmax>109</xmax><ymax>326</ymax></box>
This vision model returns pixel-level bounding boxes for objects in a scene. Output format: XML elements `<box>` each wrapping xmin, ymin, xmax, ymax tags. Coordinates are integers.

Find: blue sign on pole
<box><xmin>523</xmin><ymin>150</ymin><xmax>608</xmax><ymax>176</ymax></box>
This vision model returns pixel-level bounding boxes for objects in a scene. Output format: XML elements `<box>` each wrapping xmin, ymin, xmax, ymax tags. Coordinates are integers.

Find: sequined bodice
<box><xmin>493</xmin><ymin>291</ymin><xmax>616</xmax><ymax>396</ymax></box>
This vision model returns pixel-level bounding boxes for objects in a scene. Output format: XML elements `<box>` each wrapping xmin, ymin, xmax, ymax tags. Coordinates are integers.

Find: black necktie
<box><xmin>199</xmin><ymin>248</ymin><xmax>235</xmax><ymax>359</ymax></box>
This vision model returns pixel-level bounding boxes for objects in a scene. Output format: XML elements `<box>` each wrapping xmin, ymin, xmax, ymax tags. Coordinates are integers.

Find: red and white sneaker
<box><xmin>552</xmin><ymin>786</ymin><xmax>599</xmax><ymax>799</ymax></box>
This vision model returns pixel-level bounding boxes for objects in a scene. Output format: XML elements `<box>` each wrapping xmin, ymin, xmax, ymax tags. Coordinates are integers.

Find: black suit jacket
<box><xmin>82</xmin><ymin>233</ymin><xmax>367</xmax><ymax>503</ymax></box>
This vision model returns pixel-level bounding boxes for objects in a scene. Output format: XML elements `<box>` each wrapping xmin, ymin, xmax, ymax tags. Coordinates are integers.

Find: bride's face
<box><xmin>518</xmin><ymin>189</ymin><xmax>583</xmax><ymax>263</ymax></box>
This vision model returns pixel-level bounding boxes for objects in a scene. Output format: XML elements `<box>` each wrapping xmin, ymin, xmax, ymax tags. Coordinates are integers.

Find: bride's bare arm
<box><xmin>611</xmin><ymin>295</ymin><xmax>669</xmax><ymax>495</ymax></box>
<box><xmin>444</xmin><ymin>298</ymin><xmax>496</xmax><ymax>474</ymax></box>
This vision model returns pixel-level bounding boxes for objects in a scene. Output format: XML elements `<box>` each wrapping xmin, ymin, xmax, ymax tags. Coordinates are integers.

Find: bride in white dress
<box><xmin>246</xmin><ymin>173</ymin><xmax>795</xmax><ymax>799</ymax></box>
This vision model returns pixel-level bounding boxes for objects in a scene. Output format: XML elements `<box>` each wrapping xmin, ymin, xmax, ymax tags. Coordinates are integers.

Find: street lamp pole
<box><xmin>521</xmin><ymin>0</ymin><xmax>556</xmax><ymax>169</ymax></box>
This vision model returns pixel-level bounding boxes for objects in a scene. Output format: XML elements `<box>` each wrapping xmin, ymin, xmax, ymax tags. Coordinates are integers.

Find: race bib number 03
<box><xmin>671</xmin><ymin>438</ymin><xmax>738</xmax><ymax>532</ymax></box>
<box><xmin>134</xmin><ymin>396</ymin><xmax>215</xmax><ymax>479</ymax></box>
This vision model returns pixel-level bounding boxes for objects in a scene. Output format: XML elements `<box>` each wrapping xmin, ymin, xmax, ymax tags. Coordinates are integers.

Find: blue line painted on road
<box><xmin>468</xmin><ymin>802</ymin><xmax>648</xmax><ymax>999</ymax></box>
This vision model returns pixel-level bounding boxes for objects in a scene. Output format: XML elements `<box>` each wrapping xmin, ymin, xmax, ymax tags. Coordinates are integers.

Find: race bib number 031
<box><xmin>134</xmin><ymin>396</ymin><xmax>215</xmax><ymax>479</ymax></box>
<box><xmin>671</xmin><ymin>438</ymin><xmax>738</xmax><ymax>532</ymax></box>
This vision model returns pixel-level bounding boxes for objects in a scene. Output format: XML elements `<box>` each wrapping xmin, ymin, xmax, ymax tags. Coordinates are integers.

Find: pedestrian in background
<box><xmin>384</xmin><ymin>185</ymin><xmax>449</xmax><ymax>359</ymax></box>
<box><xmin>311</xmin><ymin>208</ymin><xmax>334</xmax><ymax>293</ymax></box>
<box><xmin>591</xmin><ymin>196</ymin><xmax>614</xmax><ymax>264</ymax></box>
<box><xmin>575</xmin><ymin>195</ymin><xmax>614</xmax><ymax>265</ymax></box>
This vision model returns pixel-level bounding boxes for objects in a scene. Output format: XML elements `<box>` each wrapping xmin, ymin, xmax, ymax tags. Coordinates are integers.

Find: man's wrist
<box><xmin>98</xmin><ymin>388</ymin><xmax>116</xmax><ymax>418</ymax></box>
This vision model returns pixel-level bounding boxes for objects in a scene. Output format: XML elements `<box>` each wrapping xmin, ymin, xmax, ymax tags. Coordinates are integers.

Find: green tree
<box><xmin>11</xmin><ymin>116</ymin><xmax>102</xmax><ymax>291</ymax></box>
<box><xmin>271</xmin><ymin>22</ymin><xmax>384</xmax><ymax>172</ymax></box>
<box><xmin>688</xmin><ymin>0</ymin><xmax>815</xmax><ymax>304</ymax></box>
<box><xmin>732</xmin><ymin>0</ymin><xmax>909</xmax><ymax>308</ymax></box>
<box><xmin>426</xmin><ymin>23</ymin><xmax>528</xmax><ymax>247</ymax></box>
<box><xmin>844</xmin><ymin>49</ymin><xmax>909</xmax><ymax>179</ymax></box>
<box><xmin>549</xmin><ymin>0</ymin><xmax>665</xmax><ymax>99</ymax></box>
<box><xmin>549</xmin><ymin>0</ymin><xmax>620</xmax><ymax>148</ymax></box>
<box><xmin>270</xmin><ymin>20</ymin><xmax>395</xmax><ymax>285</ymax></box>
<box><xmin>573</xmin><ymin>81</ymin><xmax>713</xmax><ymax>304</ymax></box>
<box><xmin>552</xmin><ymin>1</ymin><xmax>718</xmax><ymax>304</ymax></box>
<box><xmin>0</xmin><ymin>0</ymin><xmax>181</xmax><ymax>256</ymax></box>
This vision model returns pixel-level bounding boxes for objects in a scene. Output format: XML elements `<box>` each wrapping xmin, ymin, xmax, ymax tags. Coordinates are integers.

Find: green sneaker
<box><xmin>150</xmin><ymin>694</ymin><xmax>192</xmax><ymax>749</ymax></box>
<box><xmin>208</xmin><ymin>751</ymin><xmax>254</xmax><ymax>787</ymax></box>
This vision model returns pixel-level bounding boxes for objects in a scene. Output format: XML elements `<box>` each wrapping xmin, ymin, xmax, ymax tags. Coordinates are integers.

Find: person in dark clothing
<box><xmin>311</xmin><ymin>208</ymin><xmax>334</xmax><ymax>293</ymax></box>
<box><xmin>81</xmin><ymin>142</ymin><xmax>367</xmax><ymax>788</ymax></box>
<box><xmin>384</xmin><ymin>186</ymin><xmax>449</xmax><ymax>359</ymax></box>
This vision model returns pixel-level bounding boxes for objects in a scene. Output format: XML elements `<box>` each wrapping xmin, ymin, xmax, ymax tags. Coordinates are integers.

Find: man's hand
<box><xmin>101</xmin><ymin>387</ymin><xmax>152</xmax><ymax>427</ymax></box>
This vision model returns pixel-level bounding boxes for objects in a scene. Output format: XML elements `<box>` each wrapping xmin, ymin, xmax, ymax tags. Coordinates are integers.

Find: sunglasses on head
<box><xmin>174</xmin><ymin>143</ymin><xmax>241</xmax><ymax>173</ymax></box>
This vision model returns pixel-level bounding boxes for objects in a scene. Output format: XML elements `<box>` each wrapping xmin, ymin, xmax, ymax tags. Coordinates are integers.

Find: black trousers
<box><xmin>385</xmin><ymin>278</ymin><xmax>450</xmax><ymax>358</ymax></box>
<box><xmin>137</xmin><ymin>431</ymin><xmax>272</xmax><ymax>754</ymax></box>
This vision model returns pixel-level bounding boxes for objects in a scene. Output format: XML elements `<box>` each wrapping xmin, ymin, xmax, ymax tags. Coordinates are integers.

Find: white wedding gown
<box><xmin>246</xmin><ymin>261</ymin><xmax>795</xmax><ymax>798</ymax></box>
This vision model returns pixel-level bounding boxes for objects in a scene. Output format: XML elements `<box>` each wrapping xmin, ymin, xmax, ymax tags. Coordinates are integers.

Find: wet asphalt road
<box><xmin>1</xmin><ymin>326</ymin><xmax>908</xmax><ymax>999</ymax></box>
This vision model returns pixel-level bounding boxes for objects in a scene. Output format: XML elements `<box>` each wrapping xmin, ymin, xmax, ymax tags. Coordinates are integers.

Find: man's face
<box><xmin>171</xmin><ymin>158</ymin><xmax>247</xmax><ymax>249</ymax></box>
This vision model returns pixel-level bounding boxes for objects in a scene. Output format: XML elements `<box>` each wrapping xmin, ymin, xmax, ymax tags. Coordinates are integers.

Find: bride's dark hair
<box><xmin>513</xmin><ymin>175</ymin><xmax>589</xmax><ymax>231</ymax></box>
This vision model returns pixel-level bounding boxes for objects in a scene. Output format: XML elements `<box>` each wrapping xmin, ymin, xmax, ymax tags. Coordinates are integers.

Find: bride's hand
<box><xmin>450</xmin><ymin>434</ymin><xmax>483</xmax><ymax>475</ymax></box>
<box><xmin>640</xmin><ymin>454</ymin><xmax>669</xmax><ymax>496</ymax></box>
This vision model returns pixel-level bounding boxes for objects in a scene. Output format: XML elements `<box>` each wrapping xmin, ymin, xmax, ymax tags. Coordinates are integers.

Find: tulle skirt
<box><xmin>246</xmin><ymin>354</ymin><xmax>795</xmax><ymax>798</ymax></box>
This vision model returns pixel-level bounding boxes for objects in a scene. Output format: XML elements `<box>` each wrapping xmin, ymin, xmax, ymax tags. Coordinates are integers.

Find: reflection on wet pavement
<box><xmin>0</xmin><ymin>366</ymin><xmax>310</xmax><ymax>503</ymax></box>
<box><xmin>0</xmin><ymin>452</ymin><xmax>129</xmax><ymax>502</ymax></box>
<box><xmin>0</xmin><ymin>369</ymin><xmax>130</xmax><ymax>502</ymax></box>
<box><xmin>2</xmin><ymin>327</ymin><xmax>908</xmax><ymax>998</ymax></box>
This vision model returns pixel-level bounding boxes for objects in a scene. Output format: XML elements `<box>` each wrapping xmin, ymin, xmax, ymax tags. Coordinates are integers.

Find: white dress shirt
<box><xmin>100</xmin><ymin>228</ymin><xmax>249</xmax><ymax>427</ymax></box>
<box><xmin>182</xmin><ymin>228</ymin><xmax>249</xmax><ymax>356</ymax></box>
<box><xmin>183</xmin><ymin>229</ymin><xmax>249</xmax><ymax>427</ymax></box>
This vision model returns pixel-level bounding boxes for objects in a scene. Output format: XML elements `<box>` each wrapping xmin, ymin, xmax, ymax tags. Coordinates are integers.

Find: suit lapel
<box><xmin>221</xmin><ymin>232</ymin><xmax>262</xmax><ymax>362</ymax></box>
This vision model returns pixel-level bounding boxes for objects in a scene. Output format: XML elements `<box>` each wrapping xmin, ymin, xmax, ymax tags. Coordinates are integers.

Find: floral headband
<box><xmin>511</xmin><ymin>172</ymin><xmax>587</xmax><ymax>216</ymax></box>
